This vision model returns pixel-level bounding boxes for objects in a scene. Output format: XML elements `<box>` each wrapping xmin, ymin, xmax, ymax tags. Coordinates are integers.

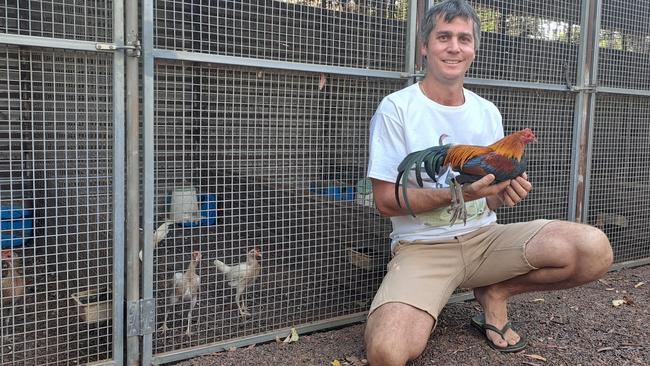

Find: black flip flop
<box><xmin>471</xmin><ymin>313</ymin><xmax>527</xmax><ymax>353</ymax></box>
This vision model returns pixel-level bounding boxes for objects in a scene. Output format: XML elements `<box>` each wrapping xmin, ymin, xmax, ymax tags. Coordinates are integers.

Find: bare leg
<box><xmin>4</xmin><ymin>307</ymin><xmax>13</xmax><ymax>326</ymax></box>
<box><xmin>185</xmin><ymin>296</ymin><xmax>197</xmax><ymax>336</ymax></box>
<box><xmin>364</xmin><ymin>302</ymin><xmax>434</xmax><ymax>366</ymax></box>
<box><xmin>158</xmin><ymin>310</ymin><xmax>170</xmax><ymax>332</ymax></box>
<box><xmin>235</xmin><ymin>289</ymin><xmax>250</xmax><ymax>317</ymax></box>
<box><xmin>159</xmin><ymin>295</ymin><xmax>176</xmax><ymax>332</ymax></box>
<box><xmin>474</xmin><ymin>221</ymin><xmax>613</xmax><ymax>348</ymax></box>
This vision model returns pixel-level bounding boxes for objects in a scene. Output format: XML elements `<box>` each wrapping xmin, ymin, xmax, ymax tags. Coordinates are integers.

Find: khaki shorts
<box><xmin>368</xmin><ymin>219</ymin><xmax>554</xmax><ymax>321</ymax></box>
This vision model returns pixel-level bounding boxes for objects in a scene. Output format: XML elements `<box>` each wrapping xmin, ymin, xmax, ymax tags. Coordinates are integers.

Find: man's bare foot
<box><xmin>473</xmin><ymin>286</ymin><xmax>521</xmax><ymax>348</ymax></box>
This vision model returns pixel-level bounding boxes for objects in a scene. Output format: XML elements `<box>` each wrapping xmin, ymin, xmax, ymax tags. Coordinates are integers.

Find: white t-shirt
<box><xmin>368</xmin><ymin>82</ymin><xmax>504</xmax><ymax>249</ymax></box>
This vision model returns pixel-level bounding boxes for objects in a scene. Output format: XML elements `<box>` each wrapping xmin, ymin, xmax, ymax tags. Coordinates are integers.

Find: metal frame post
<box><xmin>142</xmin><ymin>0</ymin><xmax>156</xmax><ymax>364</ymax></box>
<box><xmin>125</xmin><ymin>0</ymin><xmax>141</xmax><ymax>362</ymax></box>
<box><xmin>112</xmin><ymin>0</ymin><xmax>126</xmax><ymax>364</ymax></box>
<box><xmin>569</xmin><ymin>0</ymin><xmax>601</xmax><ymax>222</ymax></box>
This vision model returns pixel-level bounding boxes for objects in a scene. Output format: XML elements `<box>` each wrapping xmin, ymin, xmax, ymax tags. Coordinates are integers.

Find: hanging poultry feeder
<box><xmin>71</xmin><ymin>289</ymin><xmax>112</xmax><ymax>324</ymax></box>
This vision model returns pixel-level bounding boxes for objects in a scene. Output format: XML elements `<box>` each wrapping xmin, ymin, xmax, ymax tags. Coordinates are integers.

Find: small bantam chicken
<box><xmin>395</xmin><ymin>128</ymin><xmax>536</xmax><ymax>225</ymax></box>
<box><xmin>214</xmin><ymin>248</ymin><xmax>262</xmax><ymax>317</ymax></box>
<box><xmin>1</xmin><ymin>250</ymin><xmax>25</xmax><ymax>326</ymax></box>
<box><xmin>159</xmin><ymin>250</ymin><xmax>201</xmax><ymax>336</ymax></box>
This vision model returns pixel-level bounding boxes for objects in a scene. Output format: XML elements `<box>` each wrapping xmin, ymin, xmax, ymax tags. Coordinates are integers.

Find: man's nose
<box><xmin>447</xmin><ymin>38</ymin><xmax>461</xmax><ymax>52</ymax></box>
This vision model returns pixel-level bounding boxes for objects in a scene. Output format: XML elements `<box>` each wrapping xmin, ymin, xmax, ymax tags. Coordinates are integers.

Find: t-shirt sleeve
<box><xmin>492</xmin><ymin>105</ymin><xmax>504</xmax><ymax>140</ymax></box>
<box><xmin>367</xmin><ymin>100</ymin><xmax>407</xmax><ymax>183</ymax></box>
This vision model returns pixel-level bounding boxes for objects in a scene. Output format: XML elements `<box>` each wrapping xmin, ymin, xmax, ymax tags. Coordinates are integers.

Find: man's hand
<box><xmin>486</xmin><ymin>172</ymin><xmax>532</xmax><ymax>209</ymax></box>
<box><xmin>463</xmin><ymin>174</ymin><xmax>511</xmax><ymax>202</ymax></box>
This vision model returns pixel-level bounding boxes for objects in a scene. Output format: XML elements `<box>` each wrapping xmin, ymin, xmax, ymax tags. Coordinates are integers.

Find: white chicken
<box><xmin>139</xmin><ymin>220</ymin><xmax>175</xmax><ymax>261</ymax></box>
<box><xmin>1</xmin><ymin>250</ymin><xmax>25</xmax><ymax>327</ymax></box>
<box><xmin>214</xmin><ymin>248</ymin><xmax>262</xmax><ymax>317</ymax></box>
<box><xmin>159</xmin><ymin>250</ymin><xmax>201</xmax><ymax>336</ymax></box>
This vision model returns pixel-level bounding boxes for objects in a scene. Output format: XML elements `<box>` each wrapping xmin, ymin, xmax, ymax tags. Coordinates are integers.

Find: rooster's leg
<box><xmin>3</xmin><ymin>307</ymin><xmax>13</xmax><ymax>326</ymax></box>
<box><xmin>158</xmin><ymin>295</ymin><xmax>176</xmax><ymax>332</ymax></box>
<box><xmin>185</xmin><ymin>296</ymin><xmax>197</xmax><ymax>336</ymax></box>
<box><xmin>158</xmin><ymin>311</ymin><xmax>170</xmax><ymax>332</ymax></box>
<box><xmin>235</xmin><ymin>289</ymin><xmax>251</xmax><ymax>317</ymax></box>
<box><xmin>447</xmin><ymin>178</ymin><xmax>467</xmax><ymax>226</ymax></box>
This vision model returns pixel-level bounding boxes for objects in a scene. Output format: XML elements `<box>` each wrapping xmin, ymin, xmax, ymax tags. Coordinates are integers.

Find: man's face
<box><xmin>421</xmin><ymin>15</ymin><xmax>476</xmax><ymax>84</ymax></box>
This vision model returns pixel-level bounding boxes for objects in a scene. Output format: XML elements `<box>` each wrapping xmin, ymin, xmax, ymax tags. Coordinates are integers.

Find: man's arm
<box><xmin>372</xmin><ymin>174</ymin><xmax>512</xmax><ymax>217</ymax></box>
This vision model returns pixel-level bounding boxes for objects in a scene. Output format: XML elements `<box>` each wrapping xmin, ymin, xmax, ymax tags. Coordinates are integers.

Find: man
<box><xmin>363</xmin><ymin>1</ymin><xmax>613</xmax><ymax>365</ymax></box>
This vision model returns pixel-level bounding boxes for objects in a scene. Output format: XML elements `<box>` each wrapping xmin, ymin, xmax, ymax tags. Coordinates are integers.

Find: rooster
<box><xmin>159</xmin><ymin>250</ymin><xmax>201</xmax><ymax>336</ymax></box>
<box><xmin>1</xmin><ymin>250</ymin><xmax>25</xmax><ymax>327</ymax></box>
<box><xmin>395</xmin><ymin>128</ymin><xmax>536</xmax><ymax>225</ymax></box>
<box><xmin>214</xmin><ymin>248</ymin><xmax>262</xmax><ymax>317</ymax></box>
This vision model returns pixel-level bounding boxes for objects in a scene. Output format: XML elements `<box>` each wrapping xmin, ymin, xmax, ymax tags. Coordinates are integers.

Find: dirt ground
<box><xmin>173</xmin><ymin>264</ymin><xmax>649</xmax><ymax>366</ymax></box>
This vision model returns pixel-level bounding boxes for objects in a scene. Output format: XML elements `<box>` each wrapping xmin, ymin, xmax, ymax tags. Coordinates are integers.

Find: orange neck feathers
<box><xmin>488</xmin><ymin>131</ymin><xmax>528</xmax><ymax>161</ymax></box>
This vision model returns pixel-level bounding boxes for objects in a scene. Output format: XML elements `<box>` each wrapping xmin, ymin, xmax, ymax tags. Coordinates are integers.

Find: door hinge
<box><xmin>96</xmin><ymin>40</ymin><xmax>141</xmax><ymax>57</ymax></box>
<box><xmin>126</xmin><ymin>298</ymin><xmax>156</xmax><ymax>336</ymax></box>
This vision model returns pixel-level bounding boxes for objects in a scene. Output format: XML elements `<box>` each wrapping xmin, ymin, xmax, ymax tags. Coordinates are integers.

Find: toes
<box><xmin>506</xmin><ymin>330</ymin><xmax>521</xmax><ymax>345</ymax></box>
<box><xmin>487</xmin><ymin>330</ymin><xmax>507</xmax><ymax>348</ymax></box>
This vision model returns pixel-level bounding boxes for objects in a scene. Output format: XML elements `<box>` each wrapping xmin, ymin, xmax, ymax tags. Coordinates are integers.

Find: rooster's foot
<box><xmin>184</xmin><ymin>328</ymin><xmax>192</xmax><ymax>336</ymax></box>
<box><xmin>238</xmin><ymin>307</ymin><xmax>252</xmax><ymax>317</ymax></box>
<box><xmin>158</xmin><ymin>323</ymin><xmax>170</xmax><ymax>332</ymax></box>
<box><xmin>447</xmin><ymin>179</ymin><xmax>467</xmax><ymax>226</ymax></box>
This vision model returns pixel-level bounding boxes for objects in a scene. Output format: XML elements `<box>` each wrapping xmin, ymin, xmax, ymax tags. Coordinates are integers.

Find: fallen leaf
<box><xmin>331</xmin><ymin>360</ymin><xmax>342</xmax><ymax>366</ymax></box>
<box><xmin>605</xmin><ymin>288</ymin><xmax>615</xmax><ymax>291</ymax></box>
<box><xmin>283</xmin><ymin>327</ymin><xmax>300</xmax><ymax>343</ymax></box>
<box><xmin>634</xmin><ymin>281</ymin><xmax>645</xmax><ymax>288</ymax></box>
<box><xmin>345</xmin><ymin>355</ymin><xmax>364</xmax><ymax>366</ymax></box>
<box><xmin>598</xmin><ymin>279</ymin><xmax>610</xmax><ymax>285</ymax></box>
<box><xmin>531</xmin><ymin>298</ymin><xmax>545</xmax><ymax>303</ymax></box>
<box><xmin>623</xmin><ymin>295</ymin><xmax>635</xmax><ymax>306</ymax></box>
<box><xmin>319</xmin><ymin>73</ymin><xmax>327</xmax><ymax>90</ymax></box>
<box><xmin>523</xmin><ymin>353</ymin><xmax>547</xmax><ymax>362</ymax></box>
<box><xmin>597</xmin><ymin>346</ymin><xmax>616</xmax><ymax>352</ymax></box>
<box><xmin>612</xmin><ymin>299</ymin><xmax>626</xmax><ymax>307</ymax></box>
<box><xmin>522</xmin><ymin>362</ymin><xmax>544</xmax><ymax>366</ymax></box>
<box><xmin>290</xmin><ymin>327</ymin><xmax>299</xmax><ymax>342</ymax></box>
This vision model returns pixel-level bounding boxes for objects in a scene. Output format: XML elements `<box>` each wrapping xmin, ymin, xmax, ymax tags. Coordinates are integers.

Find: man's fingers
<box><xmin>511</xmin><ymin>178</ymin><xmax>531</xmax><ymax>196</ymax></box>
<box><xmin>505</xmin><ymin>186</ymin><xmax>521</xmax><ymax>205</ymax></box>
<box><xmin>477</xmin><ymin>174</ymin><xmax>496</xmax><ymax>186</ymax></box>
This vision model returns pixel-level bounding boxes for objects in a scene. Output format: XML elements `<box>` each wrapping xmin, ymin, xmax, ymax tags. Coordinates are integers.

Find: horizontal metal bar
<box><xmin>448</xmin><ymin>291</ymin><xmax>474</xmax><ymax>303</ymax></box>
<box><xmin>611</xmin><ymin>258</ymin><xmax>650</xmax><ymax>271</ymax></box>
<box><xmin>411</xmin><ymin>73</ymin><xmax>571</xmax><ymax>92</ymax></box>
<box><xmin>152</xmin><ymin>49</ymin><xmax>407</xmax><ymax>79</ymax></box>
<box><xmin>596</xmin><ymin>86</ymin><xmax>650</xmax><ymax>97</ymax></box>
<box><xmin>86</xmin><ymin>360</ymin><xmax>116</xmax><ymax>366</ymax></box>
<box><xmin>152</xmin><ymin>312</ymin><xmax>368</xmax><ymax>365</ymax></box>
<box><xmin>464</xmin><ymin>77</ymin><xmax>570</xmax><ymax>92</ymax></box>
<box><xmin>0</xmin><ymin>33</ymin><xmax>102</xmax><ymax>52</ymax></box>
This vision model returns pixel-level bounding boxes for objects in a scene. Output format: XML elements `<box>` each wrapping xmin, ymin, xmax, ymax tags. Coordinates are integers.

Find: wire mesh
<box><xmin>153</xmin><ymin>0</ymin><xmax>408</xmax><ymax>71</ymax></box>
<box><xmin>466</xmin><ymin>0</ymin><xmax>581</xmax><ymax>86</ymax></box>
<box><xmin>149</xmin><ymin>61</ymin><xmax>400</xmax><ymax>353</ymax></box>
<box><xmin>469</xmin><ymin>87</ymin><xmax>576</xmax><ymax>224</ymax></box>
<box><xmin>598</xmin><ymin>0</ymin><xmax>650</xmax><ymax>90</ymax></box>
<box><xmin>588</xmin><ymin>94</ymin><xmax>650</xmax><ymax>263</ymax></box>
<box><xmin>0</xmin><ymin>46</ymin><xmax>114</xmax><ymax>365</ymax></box>
<box><xmin>0</xmin><ymin>0</ymin><xmax>113</xmax><ymax>42</ymax></box>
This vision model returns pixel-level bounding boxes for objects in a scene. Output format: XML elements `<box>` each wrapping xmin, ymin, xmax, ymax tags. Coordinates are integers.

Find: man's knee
<box><xmin>364</xmin><ymin>303</ymin><xmax>433</xmax><ymax>366</ymax></box>
<box><xmin>578</xmin><ymin>225</ymin><xmax>613</xmax><ymax>273</ymax></box>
